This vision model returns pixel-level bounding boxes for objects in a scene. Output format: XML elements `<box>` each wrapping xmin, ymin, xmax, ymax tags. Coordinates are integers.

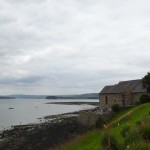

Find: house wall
<box><xmin>122</xmin><ymin>87</ymin><xmax>133</xmax><ymax>105</ymax></box>
<box><xmin>99</xmin><ymin>93</ymin><xmax>122</xmax><ymax>110</ymax></box>
<box><xmin>99</xmin><ymin>92</ymin><xmax>147</xmax><ymax>110</ymax></box>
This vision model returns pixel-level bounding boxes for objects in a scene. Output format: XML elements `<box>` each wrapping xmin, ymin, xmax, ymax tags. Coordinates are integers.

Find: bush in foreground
<box><xmin>100</xmin><ymin>112</ymin><xmax>150</xmax><ymax>150</ymax></box>
<box><xmin>137</xmin><ymin>114</ymin><xmax>150</xmax><ymax>141</ymax></box>
<box><xmin>129</xmin><ymin>143</ymin><xmax>150</xmax><ymax>150</ymax></box>
<box><xmin>111</xmin><ymin>104</ymin><xmax>119</xmax><ymax>112</ymax></box>
<box><xmin>121</xmin><ymin>125</ymin><xmax>131</xmax><ymax>137</ymax></box>
<box><xmin>100</xmin><ymin>130</ymin><xmax>120</xmax><ymax>150</ymax></box>
<box><xmin>124</xmin><ymin>128</ymin><xmax>141</xmax><ymax>145</ymax></box>
<box><xmin>139</xmin><ymin>94</ymin><xmax>150</xmax><ymax>104</ymax></box>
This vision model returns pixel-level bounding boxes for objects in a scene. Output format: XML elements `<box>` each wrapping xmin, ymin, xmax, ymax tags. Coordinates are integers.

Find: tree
<box><xmin>139</xmin><ymin>94</ymin><xmax>150</xmax><ymax>104</ymax></box>
<box><xmin>142</xmin><ymin>72</ymin><xmax>150</xmax><ymax>93</ymax></box>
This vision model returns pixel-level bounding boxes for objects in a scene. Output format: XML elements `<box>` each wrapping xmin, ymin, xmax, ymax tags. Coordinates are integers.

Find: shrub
<box><xmin>122</xmin><ymin>114</ymin><xmax>150</xmax><ymax>149</ymax></box>
<box><xmin>121</xmin><ymin>125</ymin><xmax>131</xmax><ymax>137</ymax></box>
<box><xmin>124</xmin><ymin>128</ymin><xmax>141</xmax><ymax>145</ymax></box>
<box><xmin>135</xmin><ymin>114</ymin><xmax>150</xmax><ymax>141</ymax></box>
<box><xmin>138</xmin><ymin>116</ymin><xmax>150</xmax><ymax>141</ymax></box>
<box><xmin>95</xmin><ymin>116</ymin><xmax>104</xmax><ymax>128</ymax></box>
<box><xmin>134</xmin><ymin>100</ymin><xmax>141</xmax><ymax>105</ymax></box>
<box><xmin>139</xmin><ymin>94</ymin><xmax>150</xmax><ymax>104</ymax></box>
<box><xmin>129</xmin><ymin>142</ymin><xmax>150</xmax><ymax>150</ymax></box>
<box><xmin>136</xmin><ymin>120</ymin><xmax>142</xmax><ymax>126</ymax></box>
<box><xmin>101</xmin><ymin>131</ymin><xmax>120</xmax><ymax>150</ymax></box>
<box><xmin>111</xmin><ymin>104</ymin><xmax>119</xmax><ymax>112</ymax></box>
<box><xmin>139</xmin><ymin>124</ymin><xmax>150</xmax><ymax>141</ymax></box>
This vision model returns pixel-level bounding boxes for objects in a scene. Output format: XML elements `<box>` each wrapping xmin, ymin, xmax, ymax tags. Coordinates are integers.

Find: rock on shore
<box><xmin>0</xmin><ymin>114</ymin><xmax>89</xmax><ymax>150</ymax></box>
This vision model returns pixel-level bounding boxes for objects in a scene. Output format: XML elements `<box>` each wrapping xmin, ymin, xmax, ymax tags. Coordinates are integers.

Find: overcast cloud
<box><xmin>0</xmin><ymin>0</ymin><xmax>150</xmax><ymax>95</ymax></box>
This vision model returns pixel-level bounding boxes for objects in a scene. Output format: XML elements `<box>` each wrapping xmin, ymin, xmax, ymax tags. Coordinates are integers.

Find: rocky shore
<box><xmin>0</xmin><ymin>107</ymin><xmax>99</xmax><ymax>150</ymax></box>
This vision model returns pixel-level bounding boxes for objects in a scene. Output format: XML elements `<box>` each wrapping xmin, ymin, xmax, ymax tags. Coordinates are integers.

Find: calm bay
<box><xmin>0</xmin><ymin>99</ymin><xmax>97</xmax><ymax>130</ymax></box>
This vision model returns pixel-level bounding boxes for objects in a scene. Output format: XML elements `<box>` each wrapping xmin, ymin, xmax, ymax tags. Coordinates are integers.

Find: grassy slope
<box><xmin>56</xmin><ymin>103</ymin><xmax>150</xmax><ymax>150</ymax></box>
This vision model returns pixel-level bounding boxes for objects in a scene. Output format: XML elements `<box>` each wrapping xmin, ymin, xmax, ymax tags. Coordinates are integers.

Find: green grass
<box><xmin>56</xmin><ymin>103</ymin><xmax>150</xmax><ymax>150</ymax></box>
<box><xmin>106</xmin><ymin>107</ymin><xmax>133</xmax><ymax>125</ymax></box>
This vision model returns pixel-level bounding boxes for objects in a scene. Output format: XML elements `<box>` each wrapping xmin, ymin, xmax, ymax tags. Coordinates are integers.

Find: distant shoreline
<box><xmin>0</xmin><ymin>96</ymin><xmax>15</xmax><ymax>99</ymax></box>
<box><xmin>46</xmin><ymin>101</ymin><xmax>99</xmax><ymax>106</ymax></box>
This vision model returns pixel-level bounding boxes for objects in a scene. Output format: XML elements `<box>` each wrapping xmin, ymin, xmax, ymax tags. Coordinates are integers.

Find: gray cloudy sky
<box><xmin>0</xmin><ymin>0</ymin><xmax>150</xmax><ymax>95</ymax></box>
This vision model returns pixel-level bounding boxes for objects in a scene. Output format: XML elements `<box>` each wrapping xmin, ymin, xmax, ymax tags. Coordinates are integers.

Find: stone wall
<box><xmin>99</xmin><ymin>92</ymin><xmax>147</xmax><ymax>110</ymax></box>
<box><xmin>99</xmin><ymin>93</ymin><xmax>122</xmax><ymax>110</ymax></box>
<box><xmin>78</xmin><ymin>110</ymin><xmax>115</xmax><ymax>126</ymax></box>
<box><xmin>78</xmin><ymin>111</ymin><xmax>100</xmax><ymax>127</ymax></box>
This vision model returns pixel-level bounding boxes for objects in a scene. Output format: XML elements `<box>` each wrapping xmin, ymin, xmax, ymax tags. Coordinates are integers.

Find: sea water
<box><xmin>0</xmin><ymin>99</ymin><xmax>97</xmax><ymax>130</ymax></box>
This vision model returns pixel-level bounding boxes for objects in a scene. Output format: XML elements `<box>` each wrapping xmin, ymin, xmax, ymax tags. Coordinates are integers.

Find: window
<box><xmin>105</xmin><ymin>96</ymin><xmax>108</xmax><ymax>105</ymax></box>
<box><xmin>114</xmin><ymin>97</ymin><xmax>116</xmax><ymax>103</ymax></box>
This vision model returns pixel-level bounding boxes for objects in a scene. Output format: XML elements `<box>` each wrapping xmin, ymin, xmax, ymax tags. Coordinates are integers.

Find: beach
<box><xmin>0</xmin><ymin>106</ymin><xmax>99</xmax><ymax>150</ymax></box>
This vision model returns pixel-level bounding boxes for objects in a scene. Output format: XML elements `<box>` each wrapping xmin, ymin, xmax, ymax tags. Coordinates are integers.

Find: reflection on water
<box><xmin>0</xmin><ymin>99</ymin><xmax>97</xmax><ymax>130</ymax></box>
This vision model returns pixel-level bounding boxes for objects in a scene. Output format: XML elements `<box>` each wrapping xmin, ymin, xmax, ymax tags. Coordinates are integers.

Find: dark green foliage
<box><xmin>136</xmin><ymin>120</ymin><xmax>142</xmax><ymax>126</ymax></box>
<box><xmin>124</xmin><ymin>113</ymin><xmax>150</xmax><ymax>148</ymax></box>
<box><xmin>138</xmin><ymin>114</ymin><xmax>150</xmax><ymax>141</ymax></box>
<box><xmin>101</xmin><ymin>131</ymin><xmax>120</xmax><ymax>150</ymax></box>
<box><xmin>121</xmin><ymin>125</ymin><xmax>131</xmax><ymax>137</ymax></box>
<box><xmin>111</xmin><ymin>104</ymin><xmax>119</xmax><ymax>112</ymax></box>
<box><xmin>130</xmin><ymin>143</ymin><xmax>150</xmax><ymax>150</ymax></box>
<box><xmin>124</xmin><ymin>128</ymin><xmax>141</xmax><ymax>145</ymax></box>
<box><xmin>142</xmin><ymin>72</ymin><xmax>150</xmax><ymax>93</ymax></box>
<box><xmin>139</xmin><ymin>94</ymin><xmax>150</xmax><ymax>104</ymax></box>
<box><xmin>95</xmin><ymin>116</ymin><xmax>104</xmax><ymax>128</ymax></box>
<box><xmin>139</xmin><ymin>124</ymin><xmax>150</xmax><ymax>141</ymax></box>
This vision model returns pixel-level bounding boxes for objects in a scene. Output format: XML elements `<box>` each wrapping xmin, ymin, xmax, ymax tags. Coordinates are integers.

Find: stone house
<box><xmin>99</xmin><ymin>79</ymin><xmax>147</xmax><ymax>110</ymax></box>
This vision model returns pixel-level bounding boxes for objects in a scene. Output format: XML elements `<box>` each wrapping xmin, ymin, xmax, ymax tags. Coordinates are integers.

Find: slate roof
<box><xmin>100</xmin><ymin>79</ymin><xmax>147</xmax><ymax>94</ymax></box>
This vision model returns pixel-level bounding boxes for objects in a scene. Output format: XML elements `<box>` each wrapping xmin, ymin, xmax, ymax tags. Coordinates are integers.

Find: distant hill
<box><xmin>8</xmin><ymin>94</ymin><xmax>47</xmax><ymax>99</ymax></box>
<box><xmin>0</xmin><ymin>96</ymin><xmax>15</xmax><ymax>99</ymax></box>
<box><xmin>46</xmin><ymin>93</ymin><xmax>99</xmax><ymax>99</ymax></box>
<box><xmin>5</xmin><ymin>93</ymin><xmax>99</xmax><ymax>99</ymax></box>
